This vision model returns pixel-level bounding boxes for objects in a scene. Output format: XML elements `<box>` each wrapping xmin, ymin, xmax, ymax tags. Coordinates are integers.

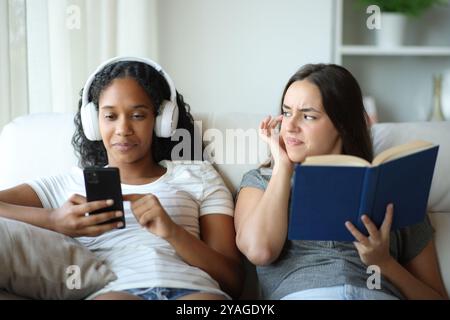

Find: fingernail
<box><xmin>106</xmin><ymin>199</ymin><xmax>114</xmax><ymax>205</ymax></box>
<box><xmin>117</xmin><ymin>222</ymin><xmax>124</xmax><ymax>228</ymax></box>
<box><xmin>116</xmin><ymin>211</ymin><xmax>123</xmax><ymax>217</ymax></box>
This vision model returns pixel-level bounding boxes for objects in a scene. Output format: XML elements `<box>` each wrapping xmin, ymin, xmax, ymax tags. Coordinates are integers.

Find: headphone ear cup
<box><xmin>155</xmin><ymin>100</ymin><xmax>179</xmax><ymax>138</ymax></box>
<box><xmin>80</xmin><ymin>102</ymin><xmax>102</xmax><ymax>141</ymax></box>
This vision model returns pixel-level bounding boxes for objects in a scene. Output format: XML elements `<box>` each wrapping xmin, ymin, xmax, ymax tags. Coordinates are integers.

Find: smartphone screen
<box><xmin>83</xmin><ymin>167</ymin><xmax>125</xmax><ymax>229</ymax></box>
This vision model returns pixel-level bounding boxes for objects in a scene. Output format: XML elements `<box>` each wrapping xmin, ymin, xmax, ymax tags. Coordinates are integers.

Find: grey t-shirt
<box><xmin>238</xmin><ymin>168</ymin><xmax>434</xmax><ymax>300</ymax></box>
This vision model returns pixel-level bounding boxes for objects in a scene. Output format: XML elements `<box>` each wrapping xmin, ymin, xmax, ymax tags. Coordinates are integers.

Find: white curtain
<box><xmin>1</xmin><ymin>0</ymin><xmax>158</xmax><ymax>130</ymax></box>
<box><xmin>0</xmin><ymin>0</ymin><xmax>28</xmax><ymax>130</ymax></box>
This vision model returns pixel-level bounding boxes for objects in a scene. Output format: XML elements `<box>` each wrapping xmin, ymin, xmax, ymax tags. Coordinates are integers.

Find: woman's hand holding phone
<box><xmin>49</xmin><ymin>194</ymin><xmax>124</xmax><ymax>237</ymax></box>
<box><xmin>123</xmin><ymin>193</ymin><xmax>177</xmax><ymax>240</ymax></box>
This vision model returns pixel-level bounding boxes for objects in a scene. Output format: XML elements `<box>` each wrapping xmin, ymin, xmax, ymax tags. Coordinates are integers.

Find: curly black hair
<box><xmin>72</xmin><ymin>61</ymin><xmax>199</xmax><ymax>168</ymax></box>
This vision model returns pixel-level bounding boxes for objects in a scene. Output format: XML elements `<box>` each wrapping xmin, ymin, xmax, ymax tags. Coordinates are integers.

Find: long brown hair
<box><xmin>263</xmin><ymin>63</ymin><xmax>373</xmax><ymax>167</ymax></box>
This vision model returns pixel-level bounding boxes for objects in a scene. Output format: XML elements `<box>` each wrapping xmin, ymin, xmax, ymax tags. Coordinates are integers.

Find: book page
<box><xmin>372</xmin><ymin>140</ymin><xmax>434</xmax><ymax>166</ymax></box>
<box><xmin>302</xmin><ymin>154</ymin><xmax>370</xmax><ymax>167</ymax></box>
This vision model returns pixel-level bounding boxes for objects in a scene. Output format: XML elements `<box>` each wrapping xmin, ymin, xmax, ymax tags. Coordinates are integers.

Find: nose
<box><xmin>284</xmin><ymin>113</ymin><xmax>301</xmax><ymax>133</ymax></box>
<box><xmin>115</xmin><ymin>116</ymin><xmax>134</xmax><ymax>137</ymax></box>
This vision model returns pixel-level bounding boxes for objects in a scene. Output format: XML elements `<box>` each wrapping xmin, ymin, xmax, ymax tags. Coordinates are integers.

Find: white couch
<box><xmin>0</xmin><ymin>112</ymin><xmax>449</xmax><ymax>298</ymax></box>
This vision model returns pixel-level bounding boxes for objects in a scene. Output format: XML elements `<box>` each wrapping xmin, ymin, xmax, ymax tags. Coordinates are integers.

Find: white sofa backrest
<box><xmin>194</xmin><ymin>112</ymin><xmax>270</xmax><ymax>195</ymax></box>
<box><xmin>0</xmin><ymin>113</ymin><xmax>78</xmax><ymax>190</ymax></box>
<box><xmin>1</xmin><ymin>113</ymin><xmax>450</xmax><ymax>210</ymax></box>
<box><xmin>1</xmin><ymin>112</ymin><xmax>449</xmax><ymax>295</ymax></box>
<box><xmin>372</xmin><ymin>121</ymin><xmax>450</xmax><ymax>213</ymax></box>
<box><xmin>0</xmin><ymin>112</ymin><xmax>270</xmax><ymax>194</ymax></box>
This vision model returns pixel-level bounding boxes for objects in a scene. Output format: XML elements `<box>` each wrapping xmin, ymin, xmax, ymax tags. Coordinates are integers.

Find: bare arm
<box><xmin>380</xmin><ymin>240</ymin><xmax>448</xmax><ymax>299</ymax></box>
<box><xmin>167</xmin><ymin>214</ymin><xmax>244</xmax><ymax>299</ymax></box>
<box><xmin>1</xmin><ymin>184</ymin><xmax>122</xmax><ymax>236</ymax></box>
<box><xmin>234</xmin><ymin>165</ymin><xmax>293</xmax><ymax>266</ymax></box>
<box><xmin>0</xmin><ymin>183</ymin><xmax>44</xmax><ymax>207</ymax></box>
<box><xmin>0</xmin><ymin>184</ymin><xmax>53</xmax><ymax>228</ymax></box>
<box><xmin>235</xmin><ymin>116</ymin><xmax>294</xmax><ymax>265</ymax></box>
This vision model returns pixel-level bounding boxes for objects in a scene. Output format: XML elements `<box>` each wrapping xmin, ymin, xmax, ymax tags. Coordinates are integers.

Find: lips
<box><xmin>112</xmin><ymin>142</ymin><xmax>138</xmax><ymax>152</ymax></box>
<box><xmin>285</xmin><ymin>137</ymin><xmax>304</xmax><ymax>146</ymax></box>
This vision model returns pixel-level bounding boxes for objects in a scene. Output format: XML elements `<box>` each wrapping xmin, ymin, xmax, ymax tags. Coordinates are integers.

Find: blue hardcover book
<box><xmin>288</xmin><ymin>141</ymin><xmax>439</xmax><ymax>241</ymax></box>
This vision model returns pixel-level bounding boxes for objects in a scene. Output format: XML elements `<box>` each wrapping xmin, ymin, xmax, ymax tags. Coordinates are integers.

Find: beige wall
<box><xmin>1</xmin><ymin>0</ymin><xmax>334</xmax><ymax>131</ymax></box>
<box><xmin>157</xmin><ymin>0</ymin><xmax>334</xmax><ymax>116</ymax></box>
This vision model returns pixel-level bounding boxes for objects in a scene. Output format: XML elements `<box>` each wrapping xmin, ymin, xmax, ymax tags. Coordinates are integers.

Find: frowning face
<box><xmin>280</xmin><ymin>80</ymin><xmax>342</xmax><ymax>163</ymax></box>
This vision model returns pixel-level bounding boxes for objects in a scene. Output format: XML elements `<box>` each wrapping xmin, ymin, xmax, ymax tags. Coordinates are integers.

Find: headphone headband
<box><xmin>81</xmin><ymin>56</ymin><xmax>177</xmax><ymax>109</ymax></box>
<box><xmin>80</xmin><ymin>56</ymin><xmax>180</xmax><ymax>140</ymax></box>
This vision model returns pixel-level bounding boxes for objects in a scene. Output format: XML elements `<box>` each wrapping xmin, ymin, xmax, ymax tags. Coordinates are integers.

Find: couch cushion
<box><xmin>0</xmin><ymin>290</ymin><xmax>27</xmax><ymax>300</ymax></box>
<box><xmin>0</xmin><ymin>217</ymin><xmax>116</xmax><ymax>300</ymax></box>
<box><xmin>372</xmin><ymin>121</ymin><xmax>450</xmax><ymax>213</ymax></box>
<box><xmin>0</xmin><ymin>113</ymin><xmax>78</xmax><ymax>190</ymax></box>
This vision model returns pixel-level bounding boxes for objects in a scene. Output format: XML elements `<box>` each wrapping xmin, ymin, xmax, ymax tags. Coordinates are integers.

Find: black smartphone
<box><xmin>83</xmin><ymin>167</ymin><xmax>125</xmax><ymax>229</ymax></box>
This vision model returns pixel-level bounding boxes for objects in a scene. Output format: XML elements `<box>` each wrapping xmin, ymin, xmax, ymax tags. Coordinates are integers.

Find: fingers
<box><xmin>123</xmin><ymin>194</ymin><xmax>161</xmax><ymax>220</ymax></box>
<box><xmin>345</xmin><ymin>221</ymin><xmax>370</xmax><ymax>246</ymax></box>
<box><xmin>78</xmin><ymin>199</ymin><xmax>115</xmax><ymax>216</ymax></box>
<box><xmin>259</xmin><ymin>116</ymin><xmax>271</xmax><ymax>139</ymax></box>
<box><xmin>267</xmin><ymin>116</ymin><xmax>281</xmax><ymax>132</ymax></box>
<box><xmin>259</xmin><ymin>116</ymin><xmax>270</xmax><ymax>130</ymax></box>
<box><xmin>129</xmin><ymin>194</ymin><xmax>159</xmax><ymax>213</ymax></box>
<box><xmin>130</xmin><ymin>197</ymin><xmax>155</xmax><ymax>220</ymax></box>
<box><xmin>83</xmin><ymin>221</ymin><xmax>122</xmax><ymax>237</ymax></box>
<box><xmin>360</xmin><ymin>214</ymin><xmax>380</xmax><ymax>240</ymax></box>
<box><xmin>69</xmin><ymin>193</ymin><xmax>87</xmax><ymax>205</ymax></box>
<box><xmin>380</xmin><ymin>203</ymin><xmax>394</xmax><ymax>237</ymax></box>
<box><xmin>83</xmin><ymin>210</ymin><xmax>123</xmax><ymax>227</ymax></box>
<box><xmin>259</xmin><ymin>116</ymin><xmax>282</xmax><ymax>137</ymax></box>
<box><xmin>138</xmin><ymin>210</ymin><xmax>156</xmax><ymax>227</ymax></box>
<box><xmin>128</xmin><ymin>195</ymin><xmax>164</xmax><ymax>227</ymax></box>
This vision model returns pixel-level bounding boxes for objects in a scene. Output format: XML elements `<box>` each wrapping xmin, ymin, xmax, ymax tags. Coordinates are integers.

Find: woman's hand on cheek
<box><xmin>345</xmin><ymin>204</ymin><xmax>394</xmax><ymax>268</ymax></box>
<box><xmin>259</xmin><ymin>115</ymin><xmax>293</xmax><ymax>171</ymax></box>
<box><xmin>123</xmin><ymin>194</ymin><xmax>178</xmax><ymax>239</ymax></box>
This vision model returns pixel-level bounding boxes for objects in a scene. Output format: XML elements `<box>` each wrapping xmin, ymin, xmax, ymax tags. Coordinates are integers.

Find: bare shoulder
<box><xmin>0</xmin><ymin>184</ymin><xmax>43</xmax><ymax>208</ymax></box>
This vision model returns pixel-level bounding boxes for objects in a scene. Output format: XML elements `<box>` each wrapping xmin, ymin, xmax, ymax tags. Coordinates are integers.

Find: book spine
<box><xmin>287</xmin><ymin>165</ymin><xmax>299</xmax><ymax>240</ymax></box>
<box><xmin>356</xmin><ymin>167</ymin><xmax>379</xmax><ymax>234</ymax></box>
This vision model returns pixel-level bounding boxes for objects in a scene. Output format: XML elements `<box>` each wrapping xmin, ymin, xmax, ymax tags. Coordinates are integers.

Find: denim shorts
<box><xmin>123</xmin><ymin>287</ymin><xmax>200</xmax><ymax>300</ymax></box>
<box><xmin>281</xmin><ymin>284</ymin><xmax>399</xmax><ymax>300</ymax></box>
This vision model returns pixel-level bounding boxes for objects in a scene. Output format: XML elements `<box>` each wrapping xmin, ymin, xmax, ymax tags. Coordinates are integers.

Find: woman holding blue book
<box><xmin>234</xmin><ymin>63</ymin><xmax>448</xmax><ymax>300</ymax></box>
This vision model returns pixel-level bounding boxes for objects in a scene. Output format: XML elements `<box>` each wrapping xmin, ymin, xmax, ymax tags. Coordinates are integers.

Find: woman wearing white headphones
<box><xmin>0</xmin><ymin>57</ymin><xmax>243</xmax><ymax>300</ymax></box>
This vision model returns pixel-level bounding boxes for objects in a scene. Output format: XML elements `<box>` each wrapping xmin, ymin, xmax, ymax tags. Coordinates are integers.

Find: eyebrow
<box><xmin>282</xmin><ymin>104</ymin><xmax>321</xmax><ymax>113</ymax></box>
<box><xmin>101</xmin><ymin>105</ymin><xmax>150</xmax><ymax>110</ymax></box>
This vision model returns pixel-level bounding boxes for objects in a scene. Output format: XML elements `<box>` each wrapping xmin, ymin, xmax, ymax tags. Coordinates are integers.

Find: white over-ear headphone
<box><xmin>80</xmin><ymin>56</ymin><xmax>179</xmax><ymax>141</ymax></box>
